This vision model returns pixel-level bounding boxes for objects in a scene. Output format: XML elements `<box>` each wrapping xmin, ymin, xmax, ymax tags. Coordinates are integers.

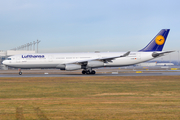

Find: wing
<box><xmin>65</xmin><ymin>51</ymin><xmax>130</xmax><ymax>65</ymax></box>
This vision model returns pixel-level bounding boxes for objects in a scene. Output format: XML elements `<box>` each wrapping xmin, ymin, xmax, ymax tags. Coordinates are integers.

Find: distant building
<box><xmin>156</xmin><ymin>63</ymin><xmax>174</xmax><ymax>66</ymax></box>
<box><xmin>137</xmin><ymin>62</ymin><xmax>157</xmax><ymax>66</ymax></box>
<box><xmin>137</xmin><ymin>62</ymin><xmax>174</xmax><ymax>66</ymax></box>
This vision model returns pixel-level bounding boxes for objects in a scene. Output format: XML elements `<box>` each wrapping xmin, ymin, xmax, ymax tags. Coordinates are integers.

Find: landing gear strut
<box><xmin>19</xmin><ymin>68</ymin><xmax>22</xmax><ymax>75</ymax></box>
<box><xmin>82</xmin><ymin>69</ymin><xmax>96</xmax><ymax>75</ymax></box>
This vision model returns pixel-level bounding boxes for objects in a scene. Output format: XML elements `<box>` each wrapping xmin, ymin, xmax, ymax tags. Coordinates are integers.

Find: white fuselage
<box><xmin>3</xmin><ymin>51</ymin><xmax>154</xmax><ymax>69</ymax></box>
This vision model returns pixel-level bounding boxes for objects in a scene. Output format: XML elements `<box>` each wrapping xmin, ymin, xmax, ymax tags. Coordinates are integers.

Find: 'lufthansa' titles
<box><xmin>22</xmin><ymin>55</ymin><xmax>45</xmax><ymax>58</ymax></box>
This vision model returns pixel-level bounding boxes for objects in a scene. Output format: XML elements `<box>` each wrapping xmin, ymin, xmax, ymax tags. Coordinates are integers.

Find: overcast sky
<box><xmin>0</xmin><ymin>0</ymin><xmax>180</xmax><ymax>60</ymax></box>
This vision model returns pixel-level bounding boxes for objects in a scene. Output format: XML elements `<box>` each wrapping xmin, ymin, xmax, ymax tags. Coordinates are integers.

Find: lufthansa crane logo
<box><xmin>155</xmin><ymin>35</ymin><xmax>165</xmax><ymax>45</ymax></box>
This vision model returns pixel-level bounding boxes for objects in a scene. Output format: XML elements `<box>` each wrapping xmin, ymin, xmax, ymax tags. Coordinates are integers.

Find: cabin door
<box><xmin>16</xmin><ymin>56</ymin><xmax>21</xmax><ymax>63</ymax></box>
<box><xmin>48</xmin><ymin>55</ymin><xmax>54</xmax><ymax>62</ymax></box>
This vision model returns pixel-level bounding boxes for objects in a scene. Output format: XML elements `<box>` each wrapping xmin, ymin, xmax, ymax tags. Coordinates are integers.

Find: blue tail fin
<box><xmin>139</xmin><ymin>29</ymin><xmax>170</xmax><ymax>52</ymax></box>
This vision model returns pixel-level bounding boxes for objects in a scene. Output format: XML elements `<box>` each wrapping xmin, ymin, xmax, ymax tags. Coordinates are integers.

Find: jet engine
<box><xmin>56</xmin><ymin>64</ymin><xmax>81</xmax><ymax>71</ymax></box>
<box><xmin>65</xmin><ymin>64</ymin><xmax>81</xmax><ymax>71</ymax></box>
<box><xmin>87</xmin><ymin>61</ymin><xmax>104</xmax><ymax>68</ymax></box>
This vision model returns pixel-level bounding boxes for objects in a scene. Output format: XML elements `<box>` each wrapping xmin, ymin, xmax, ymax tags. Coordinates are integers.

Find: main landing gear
<box><xmin>82</xmin><ymin>69</ymin><xmax>96</xmax><ymax>75</ymax></box>
<box><xmin>19</xmin><ymin>68</ymin><xmax>22</xmax><ymax>75</ymax></box>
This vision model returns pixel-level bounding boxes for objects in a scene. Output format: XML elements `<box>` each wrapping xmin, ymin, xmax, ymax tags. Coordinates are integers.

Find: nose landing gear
<box><xmin>19</xmin><ymin>68</ymin><xmax>22</xmax><ymax>75</ymax></box>
<box><xmin>82</xmin><ymin>69</ymin><xmax>96</xmax><ymax>75</ymax></box>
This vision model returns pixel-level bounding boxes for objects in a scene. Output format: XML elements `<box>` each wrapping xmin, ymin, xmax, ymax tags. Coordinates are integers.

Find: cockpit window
<box><xmin>6</xmin><ymin>58</ymin><xmax>11</xmax><ymax>60</ymax></box>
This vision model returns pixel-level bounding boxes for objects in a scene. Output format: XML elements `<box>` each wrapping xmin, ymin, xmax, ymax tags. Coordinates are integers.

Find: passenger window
<box><xmin>8</xmin><ymin>58</ymin><xmax>11</xmax><ymax>60</ymax></box>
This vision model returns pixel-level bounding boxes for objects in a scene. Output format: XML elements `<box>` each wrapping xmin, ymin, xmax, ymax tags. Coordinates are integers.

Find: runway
<box><xmin>0</xmin><ymin>69</ymin><xmax>180</xmax><ymax>77</ymax></box>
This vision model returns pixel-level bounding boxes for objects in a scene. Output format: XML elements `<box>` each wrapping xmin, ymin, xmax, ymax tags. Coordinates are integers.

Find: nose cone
<box><xmin>2</xmin><ymin>60</ymin><xmax>7</xmax><ymax>65</ymax></box>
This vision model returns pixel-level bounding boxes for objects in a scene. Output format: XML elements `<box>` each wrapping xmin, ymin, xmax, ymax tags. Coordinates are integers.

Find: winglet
<box><xmin>120</xmin><ymin>51</ymin><xmax>130</xmax><ymax>57</ymax></box>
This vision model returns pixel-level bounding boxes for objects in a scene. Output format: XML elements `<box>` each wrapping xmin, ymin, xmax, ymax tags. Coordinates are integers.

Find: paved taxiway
<box><xmin>0</xmin><ymin>71</ymin><xmax>180</xmax><ymax>77</ymax></box>
<box><xmin>0</xmin><ymin>68</ymin><xmax>180</xmax><ymax>77</ymax></box>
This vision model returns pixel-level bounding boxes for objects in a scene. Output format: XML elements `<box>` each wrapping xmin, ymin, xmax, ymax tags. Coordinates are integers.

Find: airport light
<box><xmin>27</xmin><ymin>44</ymin><xmax>29</xmax><ymax>50</ymax></box>
<box><xmin>30</xmin><ymin>42</ymin><xmax>32</xmax><ymax>51</ymax></box>
<box><xmin>33</xmin><ymin>41</ymin><xmax>36</xmax><ymax>50</ymax></box>
<box><xmin>37</xmin><ymin>39</ymin><xmax>40</xmax><ymax>53</ymax></box>
<box><xmin>25</xmin><ymin>44</ymin><xmax>27</xmax><ymax>50</ymax></box>
<box><xmin>26</xmin><ymin>43</ymin><xmax>28</xmax><ymax>50</ymax></box>
<box><xmin>21</xmin><ymin>45</ymin><xmax>24</xmax><ymax>50</ymax></box>
<box><xmin>11</xmin><ymin>40</ymin><xmax>41</xmax><ymax>51</ymax></box>
<box><xmin>23</xmin><ymin>45</ymin><xmax>25</xmax><ymax>50</ymax></box>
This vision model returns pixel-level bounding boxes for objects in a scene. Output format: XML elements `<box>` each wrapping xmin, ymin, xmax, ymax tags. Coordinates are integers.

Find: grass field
<box><xmin>0</xmin><ymin>76</ymin><xmax>180</xmax><ymax>120</ymax></box>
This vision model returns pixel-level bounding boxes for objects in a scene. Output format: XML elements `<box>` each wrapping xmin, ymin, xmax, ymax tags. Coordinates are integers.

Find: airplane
<box><xmin>2</xmin><ymin>29</ymin><xmax>173</xmax><ymax>75</ymax></box>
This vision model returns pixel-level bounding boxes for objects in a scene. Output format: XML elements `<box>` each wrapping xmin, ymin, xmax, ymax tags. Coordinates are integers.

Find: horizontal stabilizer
<box><xmin>152</xmin><ymin>51</ymin><xmax>174</xmax><ymax>58</ymax></box>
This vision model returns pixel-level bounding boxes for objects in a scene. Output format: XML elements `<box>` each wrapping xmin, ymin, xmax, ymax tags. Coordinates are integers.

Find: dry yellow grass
<box><xmin>0</xmin><ymin>76</ymin><xmax>180</xmax><ymax>119</ymax></box>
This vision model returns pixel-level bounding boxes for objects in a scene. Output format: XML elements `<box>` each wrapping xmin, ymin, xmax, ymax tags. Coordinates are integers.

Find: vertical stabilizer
<box><xmin>139</xmin><ymin>29</ymin><xmax>170</xmax><ymax>52</ymax></box>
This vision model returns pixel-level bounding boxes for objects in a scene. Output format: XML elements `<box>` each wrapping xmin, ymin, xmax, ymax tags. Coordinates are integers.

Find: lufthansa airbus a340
<box><xmin>3</xmin><ymin>29</ymin><xmax>173</xmax><ymax>75</ymax></box>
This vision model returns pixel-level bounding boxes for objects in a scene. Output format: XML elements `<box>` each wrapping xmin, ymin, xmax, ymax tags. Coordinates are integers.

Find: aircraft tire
<box><xmin>82</xmin><ymin>70</ymin><xmax>86</xmax><ymax>74</ymax></box>
<box><xmin>19</xmin><ymin>72</ymin><xmax>22</xmax><ymax>75</ymax></box>
<box><xmin>91</xmin><ymin>70</ymin><xmax>96</xmax><ymax>74</ymax></box>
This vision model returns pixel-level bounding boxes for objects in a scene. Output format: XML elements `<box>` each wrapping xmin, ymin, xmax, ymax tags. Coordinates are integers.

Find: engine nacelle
<box><xmin>56</xmin><ymin>64</ymin><xmax>82</xmax><ymax>71</ymax></box>
<box><xmin>65</xmin><ymin>64</ymin><xmax>81</xmax><ymax>71</ymax></box>
<box><xmin>56</xmin><ymin>64</ymin><xmax>65</xmax><ymax>70</ymax></box>
<box><xmin>87</xmin><ymin>61</ymin><xmax>104</xmax><ymax>67</ymax></box>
